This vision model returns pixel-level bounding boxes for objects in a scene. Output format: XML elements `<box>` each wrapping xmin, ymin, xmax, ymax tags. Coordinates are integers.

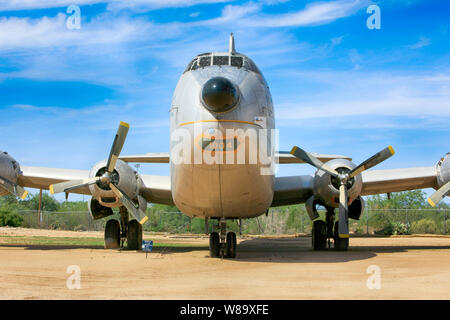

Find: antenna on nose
<box><xmin>229</xmin><ymin>32</ymin><xmax>235</xmax><ymax>54</ymax></box>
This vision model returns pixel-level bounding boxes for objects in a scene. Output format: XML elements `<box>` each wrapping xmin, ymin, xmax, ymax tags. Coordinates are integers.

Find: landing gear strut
<box><xmin>209</xmin><ymin>218</ymin><xmax>237</xmax><ymax>258</ymax></box>
<box><xmin>104</xmin><ymin>206</ymin><xmax>143</xmax><ymax>250</ymax></box>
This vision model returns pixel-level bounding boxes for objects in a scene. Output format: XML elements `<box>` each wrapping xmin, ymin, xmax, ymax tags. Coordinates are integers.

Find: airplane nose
<box><xmin>201</xmin><ymin>77</ymin><xmax>238</xmax><ymax>113</ymax></box>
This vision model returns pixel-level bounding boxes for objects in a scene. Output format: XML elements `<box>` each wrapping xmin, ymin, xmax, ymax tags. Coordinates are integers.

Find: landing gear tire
<box><xmin>312</xmin><ymin>220</ymin><xmax>327</xmax><ymax>250</ymax></box>
<box><xmin>226</xmin><ymin>232</ymin><xmax>237</xmax><ymax>258</ymax></box>
<box><xmin>127</xmin><ymin>219</ymin><xmax>142</xmax><ymax>250</ymax></box>
<box><xmin>334</xmin><ymin>221</ymin><xmax>349</xmax><ymax>251</ymax></box>
<box><xmin>104</xmin><ymin>219</ymin><xmax>120</xmax><ymax>249</ymax></box>
<box><xmin>209</xmin><ymin>232</ymin><xmax>220</xmax><ymax>258</ymax></box>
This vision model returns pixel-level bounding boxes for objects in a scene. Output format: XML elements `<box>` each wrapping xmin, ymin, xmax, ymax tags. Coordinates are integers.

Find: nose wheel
<box><xmin>209</xmin><ymin>218</ymin><xmax>237</xmax><ymax>258</ymax></box>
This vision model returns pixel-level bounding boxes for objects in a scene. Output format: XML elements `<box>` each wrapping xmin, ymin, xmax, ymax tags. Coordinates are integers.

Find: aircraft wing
<box><xmin>271</xmin><ymin>175</ymin><xmax>314</xmax><ymax>207</ymax></box>
<box><xmin>139</xmin><ymin>174</ymin><xmax>174</xmax><ymax>206</ymax></box>
<box><xmin>15</xmin><ymin>166</ymin><xmax>174</xmax><ymax>205</ymax></box>
<box><xmin>272</xmin><ymin>164</ymin><xmax>446</xmax><ymax>207</ymax></box>
<box><xmin>360</xmin><ymin>167</ymin><xmax>438</xmax><ymax>195</ymax></box>
<box><xmin>18</xmin><ymin>166</ymin><xmax>91</xmax><ymax>195</ymax></box>
<box><xmin>118</xmin><ymin>152</ymin><xmax>351</xmax><ymax>164</ymax></box>
<box><xmin>276</xmin><ymin>151</ymin><xmax>351</xmax><ymax>164</ymax></box>
<box><xmin>119</xmin><ymin>153</ymin><xmax>170</xmax><ymax>163</ymax></box>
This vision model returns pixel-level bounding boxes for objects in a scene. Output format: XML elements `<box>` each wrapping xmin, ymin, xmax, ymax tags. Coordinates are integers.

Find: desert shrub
<box><xmin>392</xmin><ymin>222</ymin><xmax>411</xmax><ymax>235</ymax></box>
<box><xmin>353</xmin><ymin>226</ymin><xmax>364</xmax><ymax>234</ymax></box>
<box><xmin>74</xmin><ymin>225</ymin><xmax>87</xmax><ymax>232</ymax></box>
<box><xmin>375</xmin><ymin>222</ymin><xmax>410</xmax><ymax>235</ymax></box>
<box><xmin>411</xmin><ymin>219</ymin><xmax>437</xmax><ymax>234</ymax></box>
<box><xmin>0</xmin><ymin>206</ymin><xmax>23</xmax><ymax>227</ymax></box>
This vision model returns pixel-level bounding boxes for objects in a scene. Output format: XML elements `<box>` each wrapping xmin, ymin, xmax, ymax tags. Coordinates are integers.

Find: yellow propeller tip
<box><xmin>120</xmin><ymin>121</ymin><xmax>130</xmax><ymax>128</ymax></box>
<box><xmin>388</xmin><ymin>145</ymin><xmax>395</xmax><ymax>155</ymax></box>
<box><xmin>49</xmin><ymin>185</ymin><xmax>55</xmax><ymax>195</ymax></box>
<box><xmin>21</xmin><ymin>190</ymin><xmax>28</xmax><ymax>200</ymax></box>
<box><xmin>290</xmin><ymin>146</ymin><xmax>298</xmax><ymax>155</ymax></box>
<box><xmin>140</xmin><ymin>216</ymin><xmax>149</xmax><ymax>225</ymax></box>
<box><xmin>427</xmin><ymin>198</ymin><xmax>436</xmax><ymax>207</ymax></box>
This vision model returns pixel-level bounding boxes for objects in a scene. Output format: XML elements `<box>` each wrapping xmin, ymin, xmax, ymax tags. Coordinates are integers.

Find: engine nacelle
<box><xmin>436</xmin><ymin>153</ymin><xmax>450</xmax><ymax>189</ymax></box>
<box><xmin>313</xmin><ymin>158</ymin><xmax>363</xmax><ymax>209</ymax></box>
<box><xmin>88</xmin><ymin>159</ymin><xmax>144</xmax><ymax>208</ymax></box>
<box><xmin>347</xmin><ymin>196</ymin><xmax>365</xmax><ymax>220</ymax></box>
<box><xmin>0</xmin><ymin>151</ymin><xmax>22</xmax><ymax>197</ymax></box>
<box><xmin>88</xmin><ymin>197</ymin><xmax>114</xmax><ymax>220</ymax></box>
<box><xmin>305</xmin><ymin>194</ymin><xmax>365</xmax><ymax>221</ymax></box>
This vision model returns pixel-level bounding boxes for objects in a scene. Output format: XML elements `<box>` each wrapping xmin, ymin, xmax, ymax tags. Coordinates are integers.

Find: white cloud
<box><xmin>188</xmin><ymin>0</ymin><xmax>366</xmax><ymax>28</ymax></box>
<box><xmin>407</xmin><ymin>36</ymin><xmax>431</xmax><ymax>49</ymax></box>
<box><xmin>0</xmin><ymin>13</ymin><xmax>154</xmax><ymax>51</ymax></box>
<box><xmin>0</xmin><ymin>0</ymin><xmax>232</xmax><ymax>11</ymax></box>
<box><xmin>274</xmin><ymin>70</ymin><xmax>450</xmax><ymax>124</ymax></box>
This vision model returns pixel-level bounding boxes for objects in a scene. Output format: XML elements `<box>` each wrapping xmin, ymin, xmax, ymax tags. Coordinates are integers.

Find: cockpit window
<box><xmin>184</xmin><ymin>58</ymin><xmax>196</xmax><ymax>73</ymax></box>
<box><xmin>213</xmin><ymin>56</ymin><xmax>229</xmax><ymax>66</ymax></box>
<box><xmin>199</xmin><ymin>56</ymin><xmax>211</xmax><ymax>68</ymax></box>
<box><xmin>191</xmin><ymin>59</ymin><xmax>198</xmax><ymax>70</ymax></box>
<box><xmin>184</xmin><ymin>53</ymin><xmax>261</xmax><ymax>75</ymax></box>
<box><xmin>243</xmin><ymin>59</ymin><xmax>261</xmax><ymax>74</ymax></box>
<box><xmin>231</xmin><ymin>56</ymin><xmax>243</xmax><ymax>68</ymax></box>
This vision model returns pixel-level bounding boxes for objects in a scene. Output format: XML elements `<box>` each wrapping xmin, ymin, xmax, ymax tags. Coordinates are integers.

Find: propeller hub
<box><xmin>331</xmin><ymin>167</ymin><xmax>354</xmax><ymax>190</ymax></box>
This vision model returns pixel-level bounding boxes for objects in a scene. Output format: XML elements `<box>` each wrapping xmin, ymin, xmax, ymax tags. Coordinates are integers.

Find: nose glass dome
<box><xmin>201</xmin><ymin>77</ymin><xmax>238</xmax><ymax>113</ymax></box>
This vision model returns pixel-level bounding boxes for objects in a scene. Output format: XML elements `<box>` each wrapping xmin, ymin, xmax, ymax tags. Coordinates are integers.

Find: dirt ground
<box><xmin>1</xmin><ymin>227</ymin><xmax>450</xmax><ymax>300</ymax></box>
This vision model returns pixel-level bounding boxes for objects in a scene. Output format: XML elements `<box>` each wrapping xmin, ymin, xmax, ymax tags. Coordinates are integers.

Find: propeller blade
<box><xmin>428</xmin><ymin>181</ymin><xmax>450</xmax><ymax>207</ymax></box>
<box><xmin>0</xmin><ymin>176</ymin><xmax>28</xmax><ymax>199</ymax></box>
<box><xmin>109</xmin><ymin>183</ymin><xmax>148</xmax><ymax>225</ymax></box>
<box><xmin>349</xmin><ymin>146</ymin><xmax>395</xmax><ymax>178</ymax></box>
<box><xmin>106</xmin><ymin>122</ymin><xmax>130</xmax><ymax>173</ymax></box>
<box><xmin>49</xmin><ymin>177</ymin><xmax>99</xmax><ymax>195</ymax></box>
<box><xmin>338</xmin><ymin>183</ymin><xmax>349</xmax><ymax>238</ymax></box>
<box><xmin>290</xmin><ymin>146</ymin><xmax>339</xmax><ymax>177</ymax></box>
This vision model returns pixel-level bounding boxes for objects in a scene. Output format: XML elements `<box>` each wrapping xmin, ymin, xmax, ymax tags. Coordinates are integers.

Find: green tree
<box><xmin>0</xmin><ymin>203</ymin><xmax>23</xmax><ymax>227</ymax></box>
<box><xmin>23</xmin><ymin>192</ymin><xmax>60</xmax><ymax>211</ymax></box>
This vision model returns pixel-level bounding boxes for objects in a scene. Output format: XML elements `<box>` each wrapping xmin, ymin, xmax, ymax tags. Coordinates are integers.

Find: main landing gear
<box><xmin>311</xmin><ymin>206</ymin><xmax>349</xmax><ymax>251</ymax></box>
<box><xmin>209</xmin><ymin>218</ymin><xmax>237</xmax><ymax>258</ymax></box>
<box><xmin>104</xmin><ymin>206</ymin><xmax>142</xmax><ymax>250</ymax></box>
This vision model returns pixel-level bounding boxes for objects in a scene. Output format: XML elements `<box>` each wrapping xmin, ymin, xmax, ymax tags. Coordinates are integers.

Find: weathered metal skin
<box><xmin>170</xmin><ymin>53</ymin><xmax>275</xmax><ymax>218</ymax></box>
<box><xmin>313</xmin><ymin>159</ymin><xmax>363</xmax><ymax>209</ymax></box>
<box><xmin>88</xmin><ymin>159</ymin><xmax>143</xmax><ymax>208</ymax></box>
<box><xmin>0</xmin><ymin>151</ymin><xmax>21</xmax><ymax>196</ymax></box>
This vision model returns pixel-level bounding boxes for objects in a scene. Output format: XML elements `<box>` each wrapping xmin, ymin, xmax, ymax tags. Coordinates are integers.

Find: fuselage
<box><xmin>170</xmin><ymin>51</ymin><xmax>275</xmax><ymax>219</ymax></box>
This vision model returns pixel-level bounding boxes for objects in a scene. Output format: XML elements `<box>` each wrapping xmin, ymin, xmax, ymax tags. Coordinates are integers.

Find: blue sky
<box><xmin>0</xmin><ymin>0</ymin><xmax>449</xmax><ymax>201</ymax></box>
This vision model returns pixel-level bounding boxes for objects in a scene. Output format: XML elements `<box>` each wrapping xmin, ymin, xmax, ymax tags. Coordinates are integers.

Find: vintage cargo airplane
<box><xmin>1</xmin><ymin>34</ymin><xmax>449</xmax><ymax>257</ymax></box>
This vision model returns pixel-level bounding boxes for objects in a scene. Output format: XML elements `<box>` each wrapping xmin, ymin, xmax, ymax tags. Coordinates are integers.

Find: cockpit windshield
<box><xmin>183</xmin><ymin>53</ymin><xmax>261</xmax><ymax>75</ymax></box>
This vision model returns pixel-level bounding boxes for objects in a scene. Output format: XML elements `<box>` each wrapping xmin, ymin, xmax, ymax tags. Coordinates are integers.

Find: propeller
<box><xmin>49</xmin><ymin>122</ymin><xmax>148</xmax><ymax>225</ymax></box>
<box><xmin>0</xmin><ymin>175</ymin><xmax>28</xmax><ymax>199</ymax></box>
<box><xmin>427</xmin><ymin>181</ymin><xmax>450</xmax><ymax>207</ymax></box>
<box><xmin>290</xmin><ymin>145</ymin><xmax>395</xmax><ymax>238</ymax></box>
<box><xmin>109</xmin><ymin>183</ymin><xmax>148</xmax><ymax>225</ymax></box>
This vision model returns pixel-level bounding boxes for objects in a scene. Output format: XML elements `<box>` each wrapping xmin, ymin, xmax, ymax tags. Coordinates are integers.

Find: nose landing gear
<box><xmin>209</xmin><ymin>218</ymin><xmax>237</xmax><ymax>258</ymax></box>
